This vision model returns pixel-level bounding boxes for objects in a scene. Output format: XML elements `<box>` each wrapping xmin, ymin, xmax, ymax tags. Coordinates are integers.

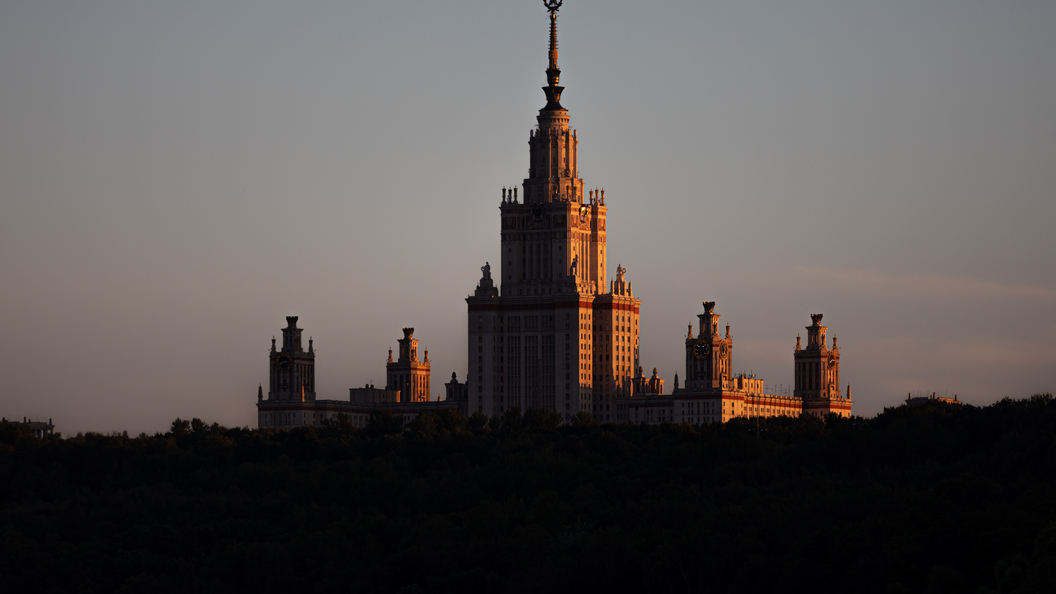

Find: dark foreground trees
<box><xmin>1</xmin><ymin>396</ymin><xmax>1054</xmax><ymax>594</ymax></box>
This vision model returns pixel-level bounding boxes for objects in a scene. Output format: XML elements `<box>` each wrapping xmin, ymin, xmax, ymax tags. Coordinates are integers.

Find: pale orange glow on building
<box><xmin>627</xmin><ymin>302</ymin><xmax>853</xmax><ymax>425</ymax></box>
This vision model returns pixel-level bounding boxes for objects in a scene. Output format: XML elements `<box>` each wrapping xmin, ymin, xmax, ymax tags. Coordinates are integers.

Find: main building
<box><xmin>466</xmin><ymin>2</ymin><xmax>647</xmax><ymax>424</ymax></box>
<box><xmin>255</xmin><ymin>1</ymin><xmax>852</xmax><ymax>429</ymax></box>
<box><xmin>465</xmin><ymin>2</ymin><xmax>851</xmax><ymax>425</ymax></box>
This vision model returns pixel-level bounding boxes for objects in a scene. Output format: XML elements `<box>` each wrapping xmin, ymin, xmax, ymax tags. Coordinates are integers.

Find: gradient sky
<box><xmin>2</xmin><ymin>0</ymin><xmax>1054</xmax><ymax>435</ymax></box>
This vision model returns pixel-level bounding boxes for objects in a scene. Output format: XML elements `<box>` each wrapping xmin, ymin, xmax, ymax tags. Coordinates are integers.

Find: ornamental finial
<box><xmin>541</xmin><ymin>0</ymin><xmax>565</xmax><ymax>111</ymax></box>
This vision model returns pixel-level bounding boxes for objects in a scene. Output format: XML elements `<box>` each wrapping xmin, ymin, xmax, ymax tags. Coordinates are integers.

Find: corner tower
<box><xmin>266</xmin><ymin>316</ymin><xmax>316</xmax><ymax>402</ymax></box>
<box><xmin>467</xmin><ymin>1</ymin><xmax>641</xmax><ymax>424</ymax></box>
<box><xmin>386</xmin><ymin>327</ymin><xmax>431</xmax><ymax>403</ymax></box>
<box><xmin>794</xmin><ymin>314</ymin><xmax>852</xmax><ymax>418</ymax></box>
<box><xmin>685</xmin><ymin>302</ymin><xmax>733</xmax><ymax>392</ymax></box>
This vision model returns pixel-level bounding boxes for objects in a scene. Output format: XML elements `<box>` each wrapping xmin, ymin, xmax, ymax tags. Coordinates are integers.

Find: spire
<box><xmin>541</xmin><ymin>1</ymin><xmax>565</xmax><ymax>112</ymax></box>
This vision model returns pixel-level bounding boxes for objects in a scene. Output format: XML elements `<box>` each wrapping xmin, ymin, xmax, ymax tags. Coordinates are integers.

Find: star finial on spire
<box><xmin>541</xmin><ymin>0</ymin><xmax>565</xmax><ymax>111</ymax></box>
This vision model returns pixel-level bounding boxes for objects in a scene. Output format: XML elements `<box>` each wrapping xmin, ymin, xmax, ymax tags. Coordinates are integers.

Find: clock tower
<box><xmin>267</xmin><ymin>316</ymin><xmax>316</xmax><ymax>402</ymax></box>
<box><xmin>794</xmin><ymin>313</ymin><xmax>852</xmax><ymax>417</ymax></box>
<box><xmin>685</xmin><ymin>301</ymin><xmax>732</xmax><ymax>392</ymax></box>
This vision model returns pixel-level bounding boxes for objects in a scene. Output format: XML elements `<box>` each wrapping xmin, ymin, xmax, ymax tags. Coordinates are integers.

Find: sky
<box><xmin>1</xmin><ymin>0</ymin><xmax>1054</xmax><ymax>435</ymax></box>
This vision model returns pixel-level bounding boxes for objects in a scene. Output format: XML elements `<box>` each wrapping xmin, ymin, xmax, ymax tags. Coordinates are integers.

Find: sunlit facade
<box><xmin>466</xmin><ymin>4</ymin><xmax>655</xmax><ymax>424</ymax></box>
<box><xmin>257</xmin><ymin>4</ymin><xmax>851</xmax><ymax>430</ymax></box>
<box><xmin>627</xmin><ymin>303</ymin><xmax>853</xmax><ymax>425</ymax></box>
<box><xmin>256</xmin><ymin>318</ymin><xmax>465</xmax><ymax>430</ymax></box>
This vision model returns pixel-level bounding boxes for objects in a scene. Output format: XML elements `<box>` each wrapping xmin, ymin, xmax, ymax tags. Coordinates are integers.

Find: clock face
<box><xmin>719</xmin><ymin>340</ymin><xmax>729</xmax><ymax>360</ymax></box>
<box><xmin>827</xmin><ymin>352</ymin><xmax>836</xmax><ymax>368</ymax></box>
<box><xmin>693</xmin><ymin>341</ymin><xmax>709</xmax><ymax>359</ymax></box>
<box><xmin>276</xmin><ymin>354</ymin><xmax>293</xmax><ymax>371</ymax></box>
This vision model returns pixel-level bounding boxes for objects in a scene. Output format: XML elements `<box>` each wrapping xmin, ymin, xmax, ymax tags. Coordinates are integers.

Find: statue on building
<box><xmin>481</xmin><ymin>261</ymin><xmax>491</xmax><ymax>280</ymax></box>
<box><xmin>569</xmin><ymin>254</ymin><xmax>578</xmax><ymax>277</ymax></box>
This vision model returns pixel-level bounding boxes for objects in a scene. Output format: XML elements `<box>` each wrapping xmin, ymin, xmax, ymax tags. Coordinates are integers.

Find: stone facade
<box><xmin>624</xmin><ymin>302</ymin><xmax>853</xmax><ymax>425</ymax></box>
<box><xmin>466</xmin><ymin>7</ymin><xmax>660</xmax><ymax>425</ymax></box>
<box><xmin>349</xmin><ymin>385</ymin><xmax>400</xmax><ymax>404</ymax></box>
<box><xmin>255</xmin><ymin>5</ymin><xmax>853</xmax><ymax>430</ymax></box>
<box><xmin>266</xmin><ymin>316</ymin><xmax>316</xmax><ymax>403</ymax></box>
<box><xmin>795</xmin><ymin>314</ymin><xmax>853</xmax><ymax>418</ymax></box>
<box><xmin>7</xmin><ymin>417</ymin><xmax>55</xmax><ymax>439</ymax></box>
<box><xmin>445</xmin><ymin>373</ymin><xmax>469</xmax><ymax>405</ymax></box>
<box><xmin>906</xmin><ymin>393</ymin><xmax>960</xmax><ymax>406</ymax></box>
<box><xmin>257</xmin><ymin>399</ymin><xmax>460</xmax><ymax>431</ymax></box>
<box><xmin>386</xmin><ymin>328</ymin><xmax>431</xmax><ymax>403</ymax></box>
<box><xmin>633</xmin><ymin>367</ymin><xmax>665</xmax><ymax>398</ymax></box>
<box><xmin>257</xmin><ymin>320</ymin><xmax>465</xmax><ymax>430</ymax></box>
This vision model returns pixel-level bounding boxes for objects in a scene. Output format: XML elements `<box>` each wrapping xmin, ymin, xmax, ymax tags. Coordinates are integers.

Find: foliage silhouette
<box><xmin>0</xmin><ymin>395</ymin><xmax>1054</xmax><ymax>593</ymax></box>
<box><xmin>366</xmin><ymin>409</ymin><xmax>404</xmax><ymax>437</ymax></box>
<box><xmin>570</xmin><ymin>410</ymin><xmax>598</xmax><ymax>427</ymax></box>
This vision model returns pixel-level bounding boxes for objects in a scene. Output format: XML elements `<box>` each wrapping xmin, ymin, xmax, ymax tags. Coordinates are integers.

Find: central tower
<box><xmin>467</xmin><ymin>1</ymin><xmax>642</xmax><ymax>424</ymax></box>
<box><xmin>503</xmin><ymin>0</ymin><xmax>602</xmax><ymax>298</ymax></box>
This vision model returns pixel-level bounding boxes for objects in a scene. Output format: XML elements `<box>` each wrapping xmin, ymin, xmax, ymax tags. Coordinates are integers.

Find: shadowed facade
<box><xmin>256</xmin><ymin>319</ymin><xmax>465</xmax><ymax>430</ymax></box>
<box><xmin>467</xmin><ymin>2</ymin><xmax>654</xmax><ymax>423</ymax></box>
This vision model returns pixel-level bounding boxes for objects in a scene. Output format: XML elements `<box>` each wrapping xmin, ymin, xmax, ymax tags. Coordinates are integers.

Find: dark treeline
<box><xmin>1</xmin><ymin>396</ymin><xmax>1054</xmax><ymax>594</ymax></box>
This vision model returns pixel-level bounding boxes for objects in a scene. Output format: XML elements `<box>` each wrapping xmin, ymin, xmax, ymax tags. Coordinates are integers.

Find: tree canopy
<box><xmin>1</xmin><ymin>395</ymin><xmax>1054</xmax><ymax>593</ymax></box>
